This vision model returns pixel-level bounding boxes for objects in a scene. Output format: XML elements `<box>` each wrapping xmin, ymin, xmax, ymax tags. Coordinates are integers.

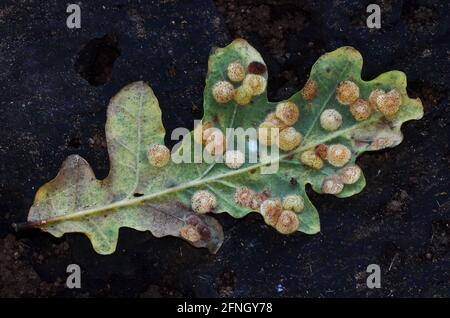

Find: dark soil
<box><xmin>0</xmin><ymin>0</ymin><xmax>449</xmax><ymax>297</ymax></box>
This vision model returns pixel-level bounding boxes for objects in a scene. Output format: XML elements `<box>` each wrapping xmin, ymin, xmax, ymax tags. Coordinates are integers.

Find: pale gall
<box><xmin>148</xmin><ymin>144</ymin><xmax>170</xmax><ymax>167</ymax></box>
<box><xmin>277</xmin><ymin>127</ymin><xmax>302</xmax><ymax>151</ymax></box>
<box><xmin>233</xmin><ymin>85</ymin><xmax>253</xmax><ymax>105</ymax></box>
<box><xmin>204</xmin><ymin>129</ymin><xmax>226</xmax><ymax>155</ymax></box>
<box><xmin>265</xmin><ymin>112</ymin><xmax>288</xmax><ymax>131</ymax></box>
<box><xmin>234</xmin><ymin>187</ymin><xmax>256</xmax><ymax>208</ymax></box>
<box><xmin>320</xmin><ymin>109</ymin><xmax>342</xmax><ymax>131</ymax></box>
<box><xmin>377</xmin><ymin>89</ymin><xmax>402</xmax><ymax>116</ymax></box>
<box><xmin>191</xmin><ymin>190</ymin><xmax>217</xmax><ymax>214</ymax></box>
<box><xmin>327</xmin><ymin>144</ymin><xmax>351</xmax><ymax>167</ymax></box>
<box><xmin>227</xmin><ymin>62</ymin><xmax>246</xmax><ymax>82</ymax></box>
<box><xmin>258</xmin><ymin>121</ymin><xmax>279</xmax><ymax>146</ymax></box>
<box><xmin>193</xmin><ymin>121</ymin><xmax>213</xmax><ymax>145</ymax></box>
<box><xmin>350</xmin><ymin>99</ymin><xmax>371</xmax><ymax>121</ymax></box>
<box><xmin>282</xmin><ymin>195</ymin><xmax>304</xmax><ymax>213</ymax></box>
<box><xmin>242</xmin><ymin>74</ymin><xmax>267</xmax><ymax>96</ymax></box>
<box><xmin>224</xmin><ymin>150</ymin><xmax>245</xmax><ymax>169</ymax></box>
<box><xmin>260</xmin><ymin>199</ymin><xmax>283</xmax><ymax>227</ymax></box>
<box><xmin>321</xmin><ymin>176</ymin><xmax>344</xmax><ymax>194</ymax></box>
<box><xmin>368</xmin><ymin>89</ymin><xmax>385</xmax><ymax>111</ymax></box>
<box><xmin>339</xmin><ymin>164</ymin><xmax>362</xmax><ymax>184</ymax></box>
<box><xmin>275</xmin><ymin>101</ymin><xmax>299</xmax><ymax>126</ymax></box>
<box><xmin>275</xmin><ymin>210</ymin><xmax>299</xmax><ymax>234</ymax></box>
<box><xmin>300</xmin><ymin>150</ymin><xmax>324</xmax><ymax>170</ymax></box>
<box><xmin>212</xmin><ymin>81</ymin><xmax>235</xmax><ymax>103</ymax></box>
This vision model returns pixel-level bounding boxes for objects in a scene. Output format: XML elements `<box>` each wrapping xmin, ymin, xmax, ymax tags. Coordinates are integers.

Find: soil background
<box><xmin>0</xmin><ymin>0</ymin><xmax>449</xmax><ymax>297</ymax></box>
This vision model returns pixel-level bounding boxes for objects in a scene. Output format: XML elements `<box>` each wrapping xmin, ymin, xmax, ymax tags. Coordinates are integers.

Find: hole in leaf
<box><xmin>74</xmin><ymin>33</ymin><xmax>121</xmax><ymax>86</ymax></box>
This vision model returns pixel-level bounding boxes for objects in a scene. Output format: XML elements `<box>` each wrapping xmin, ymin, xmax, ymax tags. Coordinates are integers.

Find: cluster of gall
<box><xmin>234</xmin><ymin>187</ymin><xmax>271</xmax><ymax>210</ymax></box>
<box><xmin>259</xmin><ymin>194</ymin><xmax>304</xmax><ymax>234</ymax></box>
<box><xmin>212</xmin><ymin>61</ymin><xmax>267</xmax><ymax>106</ymax></box>
<box><xmin>321</xmin><ymin>164</ymin><xmax>362</xmax><ymax>195</ymax></box>
<box><xmin>318</xmin><ymin>81</ymin><xmax>402</xmax><ymax>132</ymax></box>
<box><xmin>258</xmin><ymin>101</ymin><xmax>302</xmax><ymax>151</ymax></box>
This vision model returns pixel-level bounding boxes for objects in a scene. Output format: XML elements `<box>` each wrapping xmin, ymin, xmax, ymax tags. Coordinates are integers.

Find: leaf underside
<box><xmin>20</xmin><ymin>39</ymin><xmax>423</xmax><ymax>254</ymax></box>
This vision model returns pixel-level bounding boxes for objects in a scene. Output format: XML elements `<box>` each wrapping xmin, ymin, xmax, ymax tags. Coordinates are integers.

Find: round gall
<box><xmin>277</xmin><ymin>127</ymin><xmax>302</xmax><ymax>151</ymax></box>
<box><xmin>148</xmin><ymin>144</ymin><xmax>170</xmax><ymax>167</ymax></box>
<box><xmin>336</xmin><ymin>80</ymin><xmax>360</xmax><ymax>105</ymax></box>
<box><xmin>224</xmin><ymin>150</ymin><xmax>245</xmax><ymax>169</ymax></box>
<box><xmin>275</xmin><ymin>210</ymin><xmax>299</xmax><ymax>234</ymax></box>
<box><xmin>276</xmin><ymin>101</ymin><xmax>299</xmax><ymax>126</ymax></box>
<box><xmin>227</xmin><ymin>62</ymin><xmax>246</xmax><ymax>82</ymax></box>
<box><xmin>191</xmin><ymin>190</ymin><xmax>217</xmax><ymax>214</ymax></box>
<box><xmin>327</xmin><ymin>144</ymin><xmax>351</xmax><ymax>167</ymax></box>
<box><xmin>321</xmin><ymin>176</ymin><xmax>344</xmax><ymax>194</ymax></box>
<box><xmin>320</xmin><ymin>109</ymin><xmax>342</xmax><ymax>131</ymax></box>
<box><xmin>212</xmin><ymin>81</ymin><xmax>235</xmax><ymax>104</ymax></box>
<box><xmin>300</xmin><ymin>150</ymin><xmax>324</xmax><ymax>170</ymax></box>
<box><xmin>282</xmin><ymin>195</ymin><xmax>304</xmax><ymax>213</ymax></box>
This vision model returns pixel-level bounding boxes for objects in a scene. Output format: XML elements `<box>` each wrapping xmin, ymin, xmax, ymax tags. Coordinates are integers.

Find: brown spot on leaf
<box><xmin>247</xmin><ymin>61</ymin><xmax>266</xmax><ymax>74</ymax></box>
<box><xmin>302</xmin><ymin>80</ymin><xmax>317</xmax><ymax>101</ymax></box>
<box><xmin>315</xmin><ymin>144</ymin><xmax>328</xmax><ymax>160</ymax></box>
<box><xmin>196</xmin><ymin>223</ymin><xmax>211</xmax><ymax>241</ymax></box>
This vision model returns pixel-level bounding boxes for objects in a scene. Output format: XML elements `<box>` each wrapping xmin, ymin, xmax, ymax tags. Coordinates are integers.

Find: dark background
<box><xmin>0</xmin><ymin>0</ymin><xmax>449</xmax><ymax>297</ymax></box>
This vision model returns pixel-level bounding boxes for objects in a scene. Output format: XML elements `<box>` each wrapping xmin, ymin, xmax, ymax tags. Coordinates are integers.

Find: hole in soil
<box><xmin>67</xmin><ymin>137</ymin><xmax>81</xmax><ymax>149</ymax></box>
<box><xmin>74</xmin><ymin>33</ymin><xmax>121</xmax><ymax>86</ymax></box>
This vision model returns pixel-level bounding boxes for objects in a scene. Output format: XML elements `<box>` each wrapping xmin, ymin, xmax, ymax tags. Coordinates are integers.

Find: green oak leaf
<box><xmin>15</xmin><ymin>39</ymin><xmax>423</xmax><ymax>254</ymax></box>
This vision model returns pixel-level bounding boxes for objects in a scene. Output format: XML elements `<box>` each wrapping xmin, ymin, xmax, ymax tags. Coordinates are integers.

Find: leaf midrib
<box><xmin>31</xmin><ymin>115</ymin><xmax>379</xmax><ymax>227</ymax></box>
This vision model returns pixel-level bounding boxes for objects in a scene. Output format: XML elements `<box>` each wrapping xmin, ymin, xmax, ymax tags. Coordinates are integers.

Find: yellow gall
<box><xmin>147</xmin><ymin>144</ymin><xmax>170</xmax><ymax>167</ymax></box>
<box><xmin>227</xmin><ymin>62</ymin><xmax>246</xmax><ymax>82</ymax></box>
<box><xmin>242</xmin><ymin>74</ymin><xmax>267</xmax><ymax>96</ymax></box>
<box><xmin>224</xmin><ymin>150</ymin><xmax>245</xmax><ymax>169</ymax></box>
<box><xmin>191</xmin><ymin>190</ymin><xmax>217</xmax><ymax>214</ymax></box>
<box><xmin>315</xmin><ymin>144</ymin><xmax>328</xmax><ymax>160</ymax></box>
<box><xmin>321</xmin><ymin>176</ymin><xmax>344</xmax><ymax>194</ymax></box>
<box><xmin>179</xmin><ymin>225</ymin><xmax>201</xmax><ymax>243</ymax></box>
<box><xmin>193</xmin><ymin>121</ymin><xmax>213</xmax><ymax>145</ymax></box>
<box><xmin>275</xmin><ymin>101</ymin><xmax>300</xmax><ymax>126</ymax></box>
<box><xmin>320</xmin><ymin>109</ymin><xmax>342</xmax><ymax>131</ymax></box>
<box><xmin>275</xmin><ymin>210</ymin><xmax>300</xmax><ymax>234</ymax></box>
<box><xmin>377</xmin><ymin>89</ymin><xmax>402</xmax><ymax>116</ymax></box>
<box><xmin>205</xmin><ymin>129</ymin><xmax>226</xmax><ymax>155</ymax></box>
<box><xmin>265</xmin><ymin>112</ymin><xmax>288</xmax><ymax>130</ymax></box>
<box><xmin>368</xmin><ymin>89</ymin><xmax>385</xmax><ymax>110</ymax></box>
<box><xmin>339</xmin><ymin>164</ymin><xmax>362</xmax><ymax>184</ymax></box>
<box><xmin>233</xmin><ymin>85</ymin><xmax>253</xmax><ymax>105</ymax></box>
<box><xmin>258</xmin><ymin>121</ymin><xmax>279</xmax><ymax>146</ymax></box>
<box><xmin>277</xmin><ymin>127</ymin><xmax>302</xmax><ymax>151</ymax></box>
<box><xmin>327</xmin><ymin>144</ymin><xmax>351</xmax><ymax>167</ymax></box>
<box><xmin>300</xmin><ymin>150</ymin><xmax>324</xmax><ymax>170</ymax></box>
<box><xmin>234</xmin><ymin>187</ymin><xmax>256</xmax><ymax>208</ymax></box>
<box><xmin>282</xmin><ymin>195</ymin><xmax>304</xmax><ymax>213</ymax></box>
<box><xmin>260</xmin><ymin>199</ymin><xmax>283</xmax><ymax>227</ymax></box>
<box><xmin>336</xmin><ymin>80</ymin><xmax>360</xmax><ymax>105</ymax></box>
<box><xmin>302</xmin><ymin>79</ymin><xmax>317</xmax><ymax>101</ymax></box>
<box><xmin>350</xmin><ymin>99</ymin><xmax>372</xmax><ymax>121</ymax></box>
<box><xmin>212</xmin><ymin>81</ymin><xmax>235</xmax><ymax>103</ymax></box>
